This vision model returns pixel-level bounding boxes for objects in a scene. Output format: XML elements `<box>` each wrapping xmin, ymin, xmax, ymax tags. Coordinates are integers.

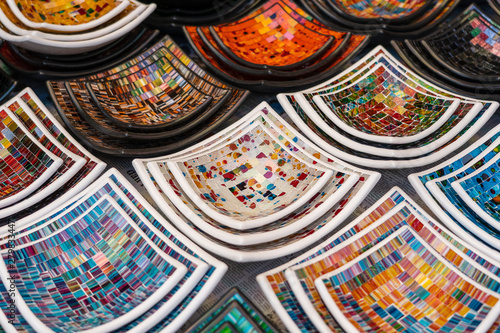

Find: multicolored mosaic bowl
<box><xmin>0</xmin><ymin>1</ymin><xmax>156</xmax><ymax>55</ymax></box>
<box><xmin>257</xmin><ymin>187</ymin><xmax>500</xmax><ymax>333</ymax></box>
<box><xmin>279</xmin><ymin>45</ymin><xmax>498</xmax><ymax>168</ymax></box>
<box><xmin>0</xmin><ymin>169</ymin><xmax>228</xmax><ymax>333</ymax></box>
<box><xmin>392</xmin><ymin>4</ymin><xmax>500</xmax><ymax>98</ymax></box>
<box><xmin>48</xmin><ymin>35</ymin><xmax>249</xmax><ymax>157</ymax></box>
<box><xmin>184</xmin><ymin>0</ymin><xmax>370</xmax><ymax>92</ymax></box>
<box><xmin>134</xmin><ymin>102</ymin><xmax>380</xmax><ymax>262</ymax></box>
<box><xmin>305</xmin><ymin>0</ymin><xmax>461</xmax><ymax>37</ymax></box>
<box><xmin>409</xmin><ymin>123</ymin><xmax>500</xmax><ymax>255</ymax></box>
<box><xmin>6</xmin><ymin>0</ymin><xmax>130</xmax><ymax>32</ymax></box>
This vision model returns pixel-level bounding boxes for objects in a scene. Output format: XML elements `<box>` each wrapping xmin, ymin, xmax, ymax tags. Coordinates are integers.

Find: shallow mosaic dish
<box><xmin>279</xmin><ymin>45</ymin><xmax>497</xmax><ymax>168</ymax></box>
<box><xmin>186</xmin><ymin>288</ymin><xmax>277</xmax><ymax>333</ymax></box>
<box><xmin>421</xmin><ymin>5</ymin><xmax>500</xmax><ymax>82</ymax></box>
<box><xmin>146</xmin><ymin>108</ymin><xmax>358</xmax><ymax>245</ymax></box>
<box><xmin>134</xmin><ymin>102</ymin><xmax>380</xmax><ymax>261</ymax></box>
<box><xmin>164</xmin><ymin>122</ymin><xmax>333</xmax><ymax>230</ymax></box>
<box><xmin>409</xmin><ymin>123</ymin><xmax>500</xmax><ymax>255</ymax></box>
<box><xmin>0</xmin><ymin>88</ymin><xmax>106</xmax><ymax>221</ymax></box>
<box><xmin>312</xmin><ymin>62</ymin><xmax>460</xmax><ymax>144</ymax></box>
<box><xmin>0</xmin><ymin>193</ymin><xmax>189</xmax><ymax>332</ymax></box>
<box><xmin>0</xmin><ymin>107</ymin><xmax>63</xmax><ymax>208</ymax></box>
<box><xmin>453</xmin><ymin>155</ymin><xmax>500</xmax><ymax>231</ymax></box>
<box><xmin>0</xmin><ymin>2</ymin><xmax>156</xmax><ymax>55</ymax></box>
<box><xmin>6</xmin><ymin>0</ymin><xmax>130</xmax><ymax>32</ymax></box>
<box><xmin>257</xmin><ymin>187</ymin><xmax>500</xmax><ymax>333</ymax></box>
<box><xmin>316</xmin><ymin>225</ymin><xmax>500</xmax><ymax>332</ymax></box>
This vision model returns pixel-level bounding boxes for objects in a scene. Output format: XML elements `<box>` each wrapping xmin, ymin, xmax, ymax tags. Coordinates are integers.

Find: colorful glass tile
<box><xmin>331</xmin><ymin>0</ymin><xmax>428</xmax><ymax>20</ymax></box>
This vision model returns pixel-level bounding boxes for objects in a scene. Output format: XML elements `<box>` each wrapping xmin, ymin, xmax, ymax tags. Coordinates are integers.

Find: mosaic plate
<box><xmin>133</xmin><ymin>102</ymin><xmax>380</xmax><ymax>262</ymax></box>
<box><xmin>257</xmin><ymin>187</ymin><xmax>500</xmax><ymax>333</ymax></box>
<box><xmin>6</xmin><ymin>0</ymin><xmax>129</xmax><ymax>32</ymax></box>
<box><xmin>279</xmin><ymin>45</ymin><xmax>497</xmax><ymax>168</ymax></box>
<box><xmin>316</xmin><ymin>225</ymin><xmax>500</xmax><ymax>332</ymax></box>
<box><xmin>0</xmin><ymin>168</ymin><xmax>228</xmax><ymax>333</ymax></box>
<box><xmin>185</xmin><ymin>288</ymin><xmax>277</xmax><ymax>333</ymax></box>
<box><xmin>0</xmin><ymin>88</ymin><xmax>106</xmax><ymax>222</ymax></box>
<box><xmin>312</xmin><ymin>62</ymin><xmax>460</xmax><ymax>144</ymax></box>
<box><xmin>146</xmin><ymin>108</ymin><xmax>358</xmax><ymax>245</ymax></box>
<box><xmin>0</xmin><ymin>107</ymin><xmax>63</xmax><ymax>208</ymax></box>
<box><xmin>409</xmin><ymin>123</ymin><xmax>500</xmax><ymax>256</ymax></box>
<box><xmin>165</xmin><ymin>123</ymin><xmax>333</xmax><ymax>230</ymax></box>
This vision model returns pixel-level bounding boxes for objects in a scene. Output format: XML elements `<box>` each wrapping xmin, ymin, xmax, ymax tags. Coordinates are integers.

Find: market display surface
<box><xmin>1</xmin><ymin>0</ymin><xmax>500</xmax><ymax>332</ymax></box>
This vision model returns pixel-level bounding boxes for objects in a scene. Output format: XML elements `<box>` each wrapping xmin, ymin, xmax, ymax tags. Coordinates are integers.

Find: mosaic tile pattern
<box><xmin>333</xmin><ymin>0</ymin><xmax>427</xmax><ymax>19</ymax></box>
<box><xmin>317</xmin><ymin>64</ymin><xmax>456</xmax><ymax>138</ymax></box>
<box><xmin>458</xmin><ymin>156</ymin><xmax>500</xmax><ymax>224</ymax></box>
<box><xmin>187</xmin><ymin>288</ymin><xmax>276</xmax><ymax>333</ymax></box>
<box><xmin>212</xmin><ymin>3</ymin><xmax>333</xmax><ymax>68</ymax></box>
<box><xmin>173</xmin><ymin>125</ymin><xmax>328</xmax><ymax>222</ymax></box>
<box><xmin>14</xmin><ymin>0</ymin><xmax>120</xmax><ymax>25</ymax></box>
<box><xmin>318</xmin><ymin>227</ymin><xmax>500</xmax><ymax>332</ymax></box>
<box><xmin>426</xmin><ymin>8</ymin><xmax>500</xmax><ymax>77</ymax></box>
<box><xmin>4</xmin><ymin>197</ymin><xmax>183</xmax><ymax>332</ymax></box>
<box><xmin>0</xmin><ymin>109</ymin><xmax>57</xmax><ymax>200</ymax></box>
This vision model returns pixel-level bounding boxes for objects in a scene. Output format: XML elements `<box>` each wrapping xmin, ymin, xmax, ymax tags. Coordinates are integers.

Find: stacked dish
<box><xmin>143</xmin><ymin>0</ymin><xmax>267</xmax><ymax>26</ymax></box>
<box><xmin>184</xmin><ymin>0</ymin><xmax>370</xmax><ymax>92</ymax></box>
<box><xmin>257</xmin><ymin>186</ymin><xmax>500</xmax><ymax>333</ymax></box>
<box><xmin>299</xmin><ymin>0</ymin><xmax>461</xmax><ymax>37</ymax></box>
<box><xmin>393</xmin><ymin>3</ymin><xmax>500</xmax><ymax>99</ymax></box>
<box><xmin>0</xmin><ymin>87</ymin><xmax>106</xmax><ymax>222</ymax></box>
<box><xmin>0</xmin><ymin>0</ymin><xmax>156</xmax><ymax>55</ymax></box>
<box><xmin>279</xmin><ymin>45</ymin><xmax>499</xmax><ymax>169</ymax></box>
<box><xmin>0</xmin><ymin>168</ymin><xmax>227</xmax><ymax>333</ymax></box>
<box><xmin>185</xmin><ymin>288</ymin><xmax>278</xmax><ymax>332</ymax></box>
<box><xmin>409</xmin><ymin>122</ymin><xmax>500</xmax><ymax>256</ymax></box>
<box><xmin>490</xmin><ymin>0</ymin><xmax>500</xmax><ymax>15</ymax></box>
<box><xmin>133</xmin><ymin>101</ymin><xmax>380</xmax><ymax>262</ymax></box>
<box><xmin>0</xmin><ymin>27</ymin><xmax>160</xmax><ymax>79</ymax></box>
<box><xmin>47</xmin><ymin>35</ymin><xmax>250</xmax><ymax>157</ymax></box>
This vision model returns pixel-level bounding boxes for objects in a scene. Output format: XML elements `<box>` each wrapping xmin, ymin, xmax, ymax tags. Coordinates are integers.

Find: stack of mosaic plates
<box><xmin>0</xmin><ymin>167</ymin><xmax>228</xmax><ymax>332</ymax></box>
<box><xmin>184</xmin><ymin>0</ymin><xmax>370</xmax><ymax>92</ymax></box>
<box><xmin>299</xmin><ymin>0</ymin><xmax>461</xmax><ymax>37</ymax></box>
<box><xmin>0</xmin><ymin>0</ymin><xmax>156</xmax><ymax>55</ymax></box>
<box><xmin>279</xmin><ymin>45</ymin><xmax>499</xmax><ymax>169</ymax></box>
<box><xmin>47</xmin><ymin>35</ymin><xmax>250</xmax><ymax>157</ymax></box>
<box><xmin>0</xmin><ymin>87</ymin><xmax>106</xmax><ymax>222</ymax></box>
<box><xmin>257</xmin><ymin>186</ymin><xmax>500</xmax><ymax>332</ymax></box>
<box><xmin>393</xmin><ymin>3</ymin><xmax>500</xmax><ymax>98</ymax></box>
<box><xmin>143</xmin><ymin>0</ymin><xmax>267</xmax><ymax>26</ymax></box>
<box><xmin>186</xmin><ymin>288</ymin><xmax>278</xmax><ymax>332</ymax></box>
<box><xmin>0</xmin><ymin>26</ymin><xmax>160</xmax><ymax>79</ymax></box>
<box><xmin>410</xmin><ymin>122</ymin><xmax>500</xmax><ymax>256</ymax></box>
<box><xmin>134</xmin><ymin>102</ymin><xmax>380</xmax><ymax>262</ymax></box>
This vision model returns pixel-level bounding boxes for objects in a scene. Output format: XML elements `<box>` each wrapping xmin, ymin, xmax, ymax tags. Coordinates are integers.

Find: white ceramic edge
<box><xmin>0</xmin><ymin>107</ymin><xmax>63</xmax><ymax>208</ymax></box>
<box><xmin>408</xmin><ymin>121</ymin><xmax>500</xmax><ymax>255</ymax></box>
<box><xmin>280</xmin><ymin>91</ymin><xmax>499</xmax><ymax>168</ymax></box>
<box><xmin>311</xmin><ymin>63</ymin><xmax>460</xmax><ymax>145</ymax></box>
<box><xmin>2</xmin><ymin>3</ymin><xmax>156</xmax><ymax>55</ymax></box>
<box><xmin>104</xmin><ymin>168</ymin><xmax>228</xmax><ymax>332</ymax></box>
<box><xmin>0</xmin><ymin>194</ymin><xmax>188</xmax><ymax>333</ymax></box>
<box><xmin>5</xmin><ymin>0</ymin><xmax>130</xmax><ymax>32</ymax></box>
<box><xmin>256</xmin><ymin>185</ymin><xmax>500</xmax><ymax>333</ymax></box>
<box><xmin>314</xmin><ymin>224</ymin><xmax>500</xmax><ymax>333</ymax></box>
<box><xmin>0</xmin><ymin>88</ymin><xmax>106</xmax><ymax>222</ymax></box>
<box><xmin>0</xmin><ymin>1</ymin><xmax>144</xmax><ymax>41</ymax></box>
<box><xmin>135</xmin><ymin>159</ymin><xmax>379</xmax><ymax>262</ymax></box>
<box><xmin>451</xmin><ymin>156</ymin><xmax>500</xmax><ymax>231</ymax></box>
<box><xmin>0</xmin><ymin>99</ymin><xmax>87</xmax><ymax>215</ymax></box>
<box><xmin>165</xmin><ymin>124</ymin><xmax>334</xmax><ymax>230</ymax></box>
<box><xmin>425</xmin><ymin>166</ymin><xmax>500</xmax><ymax>251</ymax></box>
<box><xmin>0</xmin><ymin>303</ymin><xmax>17</xmax><ymax>333</ymax></box>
